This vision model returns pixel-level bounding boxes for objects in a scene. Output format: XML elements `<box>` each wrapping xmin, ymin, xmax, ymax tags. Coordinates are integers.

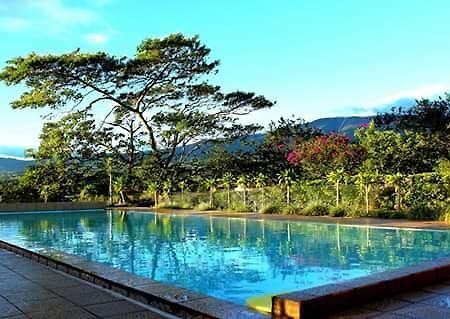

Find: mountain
<box><xmin>0</xmin><ymin>158</ymin><xmax>33</xmax><ymax>173</ymax></box>
<box><xmin>309</xmin><ymin>116</ymin><xmax>372</xmax><ymax>138</ymax></box>
<box><xmin>0</xmin><ymin>116</ymin><xmax>372</xmax><ymax>173</ymax></box>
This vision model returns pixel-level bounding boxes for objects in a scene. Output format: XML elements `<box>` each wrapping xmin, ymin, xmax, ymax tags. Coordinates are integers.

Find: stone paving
<box><xmin>0</xmin><ymin>249</ymin><xmax>171</xmax><ymax>319</ymax></box>
<box><xmin>331</xmin><ymin>282</ymin><xmax>450</xmax><ymax>319</ymax></box>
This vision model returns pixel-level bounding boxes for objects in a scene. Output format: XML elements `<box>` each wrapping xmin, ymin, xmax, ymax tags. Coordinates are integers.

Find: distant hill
<box><xmin>0</xmin><ymin>158</ymin><xmax>33</xmax><ymax>173</ymax></box>
<box><xmin>309</xmin><ymin>116</ymin><xmax>372</xmax><ymax>138</ymax></box>
<box><xmin>0</xmin><ymin>116</ymin><xmax>372</xmax><ymax>173</ymax></box>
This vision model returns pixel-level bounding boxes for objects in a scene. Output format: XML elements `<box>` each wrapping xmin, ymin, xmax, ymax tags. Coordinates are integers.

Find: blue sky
<box><xmin>1</xmin><ymin>0</ymin><xmax>450</xmax><ymax>148</ymax></box>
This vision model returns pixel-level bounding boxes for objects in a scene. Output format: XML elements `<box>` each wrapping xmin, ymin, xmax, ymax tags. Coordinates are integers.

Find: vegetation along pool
<box><xmin>1</xmin><ymin>210</ymin><xmax>450</xmax><ymax>305</ymax></box>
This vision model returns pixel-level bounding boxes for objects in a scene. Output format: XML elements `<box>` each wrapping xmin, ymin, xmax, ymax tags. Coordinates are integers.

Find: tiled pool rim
<box><xmin>2</xmin><ymin>210</ymin><xmax>450</xmax><ymax>319</ymax></box>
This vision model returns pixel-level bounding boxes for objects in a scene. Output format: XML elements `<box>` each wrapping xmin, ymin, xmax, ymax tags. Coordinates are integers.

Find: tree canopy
<box><xmin>0</xmin><ymin>33</ymin><xmax>274</xmax><ymax>177</ymax></box>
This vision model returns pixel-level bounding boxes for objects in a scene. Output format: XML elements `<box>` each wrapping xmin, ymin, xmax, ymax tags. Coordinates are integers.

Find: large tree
<box><xmin>22</xmin><ymin>111</ymin><xmax>109</xmax><ymax>200</ymax></box>
<box><xmin>0</xmin><ymin>34</ymin><xmax>274</xmax><ymax>179</ymax></box>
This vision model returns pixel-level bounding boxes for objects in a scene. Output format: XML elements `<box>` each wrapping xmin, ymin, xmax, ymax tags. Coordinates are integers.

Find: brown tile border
<box><xmin>0</xmin><ymin>240</ymin><xmax>268</xmax><ymax>319</ymax></box>
<box><xmin>0</xmin><ymin>202</ymin><xmax>106</xmax><ymax>213</ymax></box>
<box><xmin>272</xmin><ymin>256</ymin><xmax>450</xmax><ymax>319</ymax></box>
<box><xmin>118</xmin><ymin>207</ymin><xmax>450</xmax><ymax>230</ymax></box>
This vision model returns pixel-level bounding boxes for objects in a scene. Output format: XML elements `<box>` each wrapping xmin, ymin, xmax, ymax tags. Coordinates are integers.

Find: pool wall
<box><xmin>0</xmin><ymin>201</ymin><xmax>106</xmax><ymax>212</ymax></box>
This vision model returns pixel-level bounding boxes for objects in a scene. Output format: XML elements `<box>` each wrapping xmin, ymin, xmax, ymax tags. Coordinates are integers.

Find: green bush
<box><xmin>195</xmin><ymin>202</ymin><xmax>215</xmax><ymax>211</ymax></box>
<box><xmin>260</xmin><ymin>204</ymin><xmax>282</xmax><ymax>214</ymax></box>
<box><xmin>156</xmin><ymin>201</ymin><xmax>193</xmax><ymax>209</ymax></box>
<box><xmin>407</xmin><ymin>205</ymin><xmax>441</xmax><ymax>221</ymax></box>
<box><xmin>302</xmin><ymin>202</ymin><xmax>330</xmax><ymax>216</ymax></box>
<box><xmin>329</xmin><ymin>206</ymin><xmax>346</xmax><ymax>217</ymax></box>
<box><xmin>231</xmin><ymin>203</ymin><xmax>252</xmax><ymax>212</ymax></box>
<box><xmin>282</xmin><ymin>204</ymin><xmax>300</xmax><ymax>215</ymax></box>
<box><xmin>370</xmin><ymin>209</ymin><xmax>407</xmax><ymax>219</ymax></box>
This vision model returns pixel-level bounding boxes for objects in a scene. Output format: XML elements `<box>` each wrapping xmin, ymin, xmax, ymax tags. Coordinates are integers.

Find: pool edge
<box><xmin>272</xmin><ymin>256</ymin><xmax>450</xmax><ymax>318</ymax></box>
<box><xmin>0</xmin><ymin>240</ymin><xmax>268</xmax><ymax>319</ymax></box>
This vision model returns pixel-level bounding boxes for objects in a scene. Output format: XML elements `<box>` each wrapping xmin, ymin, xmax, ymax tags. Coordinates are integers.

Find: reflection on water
<box><xmin>1</xmin><ymin>210</ymin><xmax>450</xmax><ymax>304</ymax></box>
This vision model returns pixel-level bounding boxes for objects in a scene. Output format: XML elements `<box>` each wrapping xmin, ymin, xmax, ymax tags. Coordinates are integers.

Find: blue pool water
<box><xmin>1</xmin><ymin>210</ymin><xmax>450</xmax><ymax>305</ymax></box>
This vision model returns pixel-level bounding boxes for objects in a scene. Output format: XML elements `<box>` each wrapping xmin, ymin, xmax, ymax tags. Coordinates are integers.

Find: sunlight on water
<box><xmin>1</xmin><ymin>210</ymin><xmax>450</xmax><ymax>304</ymax></box>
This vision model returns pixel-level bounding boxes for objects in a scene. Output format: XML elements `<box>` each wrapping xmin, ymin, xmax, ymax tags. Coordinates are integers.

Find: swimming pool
<box><xmin>0</xmin><ymin>210</ymin><xmax>449</xmax><ymax>305</ymax></box>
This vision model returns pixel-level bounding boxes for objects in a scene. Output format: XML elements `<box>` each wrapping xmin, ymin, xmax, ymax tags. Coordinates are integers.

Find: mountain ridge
<box><xmin>0</xmin><ymin>115</ymin><xmax>371</xmax><ymax>173</ymax></box>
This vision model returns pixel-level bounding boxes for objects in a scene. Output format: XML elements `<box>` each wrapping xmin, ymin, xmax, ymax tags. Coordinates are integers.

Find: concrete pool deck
<box><xmin>0</xmin><ymin>248</ymin><xmax>170</xmax><ymax>319</ymax></box>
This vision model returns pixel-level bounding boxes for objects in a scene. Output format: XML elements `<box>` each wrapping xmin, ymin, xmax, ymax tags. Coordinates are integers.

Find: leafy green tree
<box><xmin>147</xmin><ymin>181</ymin><xmax>159</xmax><ymax>207</ymax></box>
<box><xmin>22</xmin><ymin>112</ymin><xmax>108</xmax><ymax>201</ymax></box>
<box><xmin>221</xmin><ymin>173</ymin><xmax>234</xmax><ymax>209</ymax></box>
<box><xmin>254</xmin><ymin>173</ymin><xmax>267</xmax><ymax>208</ymax></box>
<box><xmin>236</xmin><ymin>175</ymin><xmax>249</xmax><ymax>207</ymax></box>
<box><xmin>203</xmin><ymin>177</ymin><xmax>217</xmax><ymax>207</ymax></box>
<box><xmin>356</xmin><ymin>121</ymin><xmax>447</xmax><ymax>175</ymax></box>
<box><xmin>0</xmin><ymin>34</ymin><xmax>273</xmax><ymax>180</ymax></box>
<box><xmin>327</xmin><ymin>168</ymin><xmax>345</xmax><ymax>207</ymax></box>
<box><xmin>113</xmin><ymin>176</ymin><xmax>126</xmax><ymax>205</ymax></box>
<box><xmin>277</xmin><ymin>169</ymin><xmax>296</xmax><ymax>205</ymax></box>
<box><xmin>40</xmin><ymin>183</ymin><xmax>59</xmax><ymax>203</ymax></box>
<box><xmin>162</xmin><ymin>179</ymin><xmax>173</xmax><ymax>202</ymax></box>
<box><xmin>178</xmin><ymin>180</ymin><xmax>187</xmax><ymax>202</ymax></box>
<box><xmin>385</xmin><ymin>173</ymin><xmax>404</xmax><ymax>210</ymax></box>
<box><xmin>355</xmin><ymin>170</ymin><xmax>378</xmax><ymax>215</ymax></box>
<box><xmin>375</xmin><ymin>95</ymin><xmax>450</xmax><ymax>135</ymax></box>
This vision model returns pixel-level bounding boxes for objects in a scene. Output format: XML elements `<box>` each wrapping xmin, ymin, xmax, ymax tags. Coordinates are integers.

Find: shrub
<box><xmin>370</xmin><ymin>209</ymin><xmax>407</xmax><ymax>219</ymax></box>
<box><xmin>407</xmin><ymin>205</ymin><xmax>441</xmax><ymax>221</ymax></box>
<box><xmin>260</xmin><ymin>204</ymin><xmax>282</xmax><ymax>214</ymax></box>
<box><xmin>231</xmin><ymin>203</ymin><xmax>252</xmax><ymax>212</ymax></box>
<box><xmin>156</xmin><ymin>201</ymin><xmax>193</xmax><ymax>209</ymax></box>
<box><xmin>302</xmin><ymin>202</ymin><xmax>330</xmax><ymax>216</ymax></box>
<box><xmin>195</xmin><ymin>202</ymin><xmax>215</xmax><ymax>211</ymax></box>
<box><xmin>329</xmin><ymin>206</ymin><xmax>346</xmax><ymax>217</ymax></box>
<box><xmin>282</xmin><ymin>204</ymin><xmax>300</xmax><ymax>215</ymax></box>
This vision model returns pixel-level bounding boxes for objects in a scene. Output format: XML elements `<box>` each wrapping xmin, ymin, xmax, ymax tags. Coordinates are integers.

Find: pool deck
<box><xmin>0</xmin><ymin>248</ymin><xmax>170</xmax><ymax>319</ymax></box>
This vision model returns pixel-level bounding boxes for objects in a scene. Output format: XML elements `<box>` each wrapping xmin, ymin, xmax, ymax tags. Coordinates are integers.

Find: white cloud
<box><xmin>84</xmin><ymin>32</ymin><xmax>109</xmax><ymax>45</ymax></box>
<box><xmin>0</xmin><ymin>0</ymin><xmax>96</xmax><ymax>33</ymax></box>
<box><xmin>339</xmin><ymin>84</ymin><xmax>450</xmax><ymax>117</ymax></box>
<box><xmin>365</xmin><ymin>84</ymin><xmax>450</xmax><ymax>108</ymax></box>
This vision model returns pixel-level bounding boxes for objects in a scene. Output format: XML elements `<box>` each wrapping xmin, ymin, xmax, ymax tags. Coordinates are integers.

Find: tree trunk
<box><xmin>287</xmin><ymin>185</ymin><xmax>290</xmax><ymax>206</ymax></box>
<box><xmin>365</xmin><ymin>185</ymin><xmax>369</xmax><ymax>215</ymax></box>
<box><xmin>119</xmin><ymin>191</ymin><xmax>126</xmax><ymax>205</ymax></box>
<box><xmin>243</xmin><ymin>189</ymin><xmax>247</xmax><ymax>207</ymax></box>
<box><xmin>336</xmin><ymin>181</ymin><xmax>340</xmax><ymax>207</ymax></box>
<box><xmin>260</xmin><ymin>188</ymin><xmax>264</xmax><ymax>209</ymax></box>
<box><xmin>209</xmin><ymin>190</ymin><xmax>213</xmax><ymax>207</ymax></box>
<box><xmin>227</xmin><ymin>187</ymin><xmax>231</xmax><ymax>209</ymax></box>
<box><xmin>109</xmin><ymin>172</ymin><xmax>112</xmax><ymax>205</ymax></box>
